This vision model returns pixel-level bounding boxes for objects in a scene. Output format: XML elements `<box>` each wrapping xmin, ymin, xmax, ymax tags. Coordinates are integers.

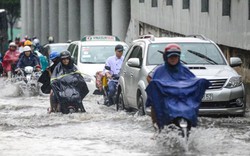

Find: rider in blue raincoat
<box><xmin>146</xmin><ymin>44</ymin><xmax>210</xmax><ymax>131</ymax></box>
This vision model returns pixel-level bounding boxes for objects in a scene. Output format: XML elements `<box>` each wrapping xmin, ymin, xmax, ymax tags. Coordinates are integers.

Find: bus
<box><xmin>0</xmin><ymin>9</ymin><xmax>8</xmax><ymax>56</ymax></box>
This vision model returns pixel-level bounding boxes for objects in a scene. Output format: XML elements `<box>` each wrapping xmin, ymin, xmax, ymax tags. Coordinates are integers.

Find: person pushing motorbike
<box><xmin>50</xmin><ymin>51</ymin><xmax>89</xmax><ymax>114</ymax></box>
<box><xmin>146</xmin><ymin>43</ymin><xmax>210</xmax><ymax>133</ymax></box>
<box><xmin>104</xmin><ymin>44</ymin><xmax>124</xmax><ymax>106</ymax></box>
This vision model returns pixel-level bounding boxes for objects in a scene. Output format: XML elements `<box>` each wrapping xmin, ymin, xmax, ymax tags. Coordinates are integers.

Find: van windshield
<box><xmin>147</xmin><ymin>43</ymin><xmax>226</xmax><ymax>65</ymax></box>
<box><xmin>80</xmin><ymin>45</ymin><xmax>128</xmax><ymax>64</ymax></box>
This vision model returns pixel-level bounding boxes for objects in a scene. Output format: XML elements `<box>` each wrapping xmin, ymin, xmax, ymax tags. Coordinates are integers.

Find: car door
<box><xmin>124</xmin><ymin>44</ymin><xmax>143</xmax><ymax>107</ymax></box>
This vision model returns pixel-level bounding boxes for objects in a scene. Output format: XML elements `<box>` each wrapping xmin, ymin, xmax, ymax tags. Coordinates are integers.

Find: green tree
<box><xmin>0</xmin><ymin>0</ymin><xmax>20</xmax><ymax>41</ymax></box>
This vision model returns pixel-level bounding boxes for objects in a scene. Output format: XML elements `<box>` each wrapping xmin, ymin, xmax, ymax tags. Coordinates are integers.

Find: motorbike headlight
<box><xmin>225</xmin><ymin>76</ymin><xmax>242</xmax><ymax>88</ymax></box>
<box><xmin>24</xmin><ymin>66</ymin><xmax>34</xmax><ymax>74</ymax></box>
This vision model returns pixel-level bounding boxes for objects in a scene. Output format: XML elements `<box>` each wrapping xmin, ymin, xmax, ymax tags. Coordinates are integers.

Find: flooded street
<box><xmin>0</xmin><ymin>79</ymin><xmax>250</xmax><ymax>156</ymax></box>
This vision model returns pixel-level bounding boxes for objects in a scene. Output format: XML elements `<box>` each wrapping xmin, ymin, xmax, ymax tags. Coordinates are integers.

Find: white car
<box><xmin>117</xmin><ymin>35</ymin><xmax>246</xmax><ymax>116</ymax></box>
<box><xmin>67</xmin><ymin>35</ymin><xmax>129</xmax><ymax>93</ymax></box>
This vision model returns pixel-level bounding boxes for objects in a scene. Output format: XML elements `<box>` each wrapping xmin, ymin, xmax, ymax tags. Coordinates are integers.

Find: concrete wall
<box><xmin>130</xmin><ymin>0</ymin><xmax>250</xmax><ymax>51</ymax></box>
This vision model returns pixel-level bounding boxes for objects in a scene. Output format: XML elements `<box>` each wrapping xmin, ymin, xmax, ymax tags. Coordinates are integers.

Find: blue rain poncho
<box><xmin>146</xmin><ymin>63</ymin><xmax>210</xmax><ymax>128</ymax></box>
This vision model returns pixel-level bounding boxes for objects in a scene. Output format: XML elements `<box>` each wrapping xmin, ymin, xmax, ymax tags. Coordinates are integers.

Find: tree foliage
<box><xmin>0</xmin><ymin>0</ymin><xmax>20</xmax><ymax>40</ymax></box>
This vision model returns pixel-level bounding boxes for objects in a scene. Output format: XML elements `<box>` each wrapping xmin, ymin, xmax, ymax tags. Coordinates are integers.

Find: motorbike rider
<box><xmin>16</xmin><ymin>46</ymin><xmax>41</xmax><ymax>73</ymax></box>
<box><xmin>38</xmin><ymin>51</ymin><xmax>61</xmax><ymax>113</ymax></box>
<box><xmin>50</xmin><ymin>51</ymin><xmax>89</xmax><ymax>114</ymax></box>
<box><xmin>146</xmin><ymin>43</ymin><xmax>210</xmax><ymax>132</ymax></box>
<box><xmin>2</xmin><ymin>42</ymin><xmax>20</xmax><ymax>79</ymax></box>
<box><xmin>104</xmin><ymin>44</ymin><xmax>124</xmax><ymax>106</ymax></box>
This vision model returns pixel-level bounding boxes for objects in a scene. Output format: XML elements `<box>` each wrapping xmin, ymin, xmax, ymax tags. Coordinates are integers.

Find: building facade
<box><xmin>126</xmin><ymin>0</ymin><xmax>250</xmax><ymax>83</ymax></box>
<box><xmin>21</xmin><ymin>0</ymin><xmax>131</xmax><ymax>44</ymax></box>
<box><xmin>21</xmin><ymin>0</ymin><xmax>250</xmax><ymax>82</ymax></box>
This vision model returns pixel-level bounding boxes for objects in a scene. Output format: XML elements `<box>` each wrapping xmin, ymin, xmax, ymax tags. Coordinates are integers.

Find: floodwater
<box><xmin>0</xmin><ymin>78</ymin><xmax>250</xmax><ymax>156</ymax></box>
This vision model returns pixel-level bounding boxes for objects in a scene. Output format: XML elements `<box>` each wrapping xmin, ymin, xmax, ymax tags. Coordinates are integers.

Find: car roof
<box><xmin>134</xmin><ymin>37</ymin><xmax>212</xmax><ymax>44</ymax></box>
<box><xmin>80</xmin><ymin>41</ymin><xmax>128</xmax><ymax>46</ymax></box>
<box><xmin>46</xmin><ymin>43</ymin><xmax>70</xmax><ymax>46</ymax></box>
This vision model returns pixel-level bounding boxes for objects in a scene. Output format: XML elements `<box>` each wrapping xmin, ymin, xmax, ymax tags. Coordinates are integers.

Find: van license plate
<box><xmin>202</xmin><ymin>93</ymin><xmax>213</xmax><ymax>101</ymax></box>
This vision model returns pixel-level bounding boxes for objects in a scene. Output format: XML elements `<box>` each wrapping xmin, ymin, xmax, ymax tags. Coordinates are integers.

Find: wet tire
<box><xmin>137</xmin><ymin>94</ymin><xmax>145</xmax><ymax>116</ymax></box>
<box><xmin>116</xmin><ymin>91</ymin><xmax>125</xmax><ymax>111</ymax></box>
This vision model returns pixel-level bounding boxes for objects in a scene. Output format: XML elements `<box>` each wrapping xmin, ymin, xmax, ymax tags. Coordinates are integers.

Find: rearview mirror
<box><xmin>127</xmin><ymin>58</ymin><xmax>140</xmax><ymax>68</ymax></box>
<box><xmin>230</xmin><ymin>57</ymin><xmax>242</xmax><ymax>67</ymax></box>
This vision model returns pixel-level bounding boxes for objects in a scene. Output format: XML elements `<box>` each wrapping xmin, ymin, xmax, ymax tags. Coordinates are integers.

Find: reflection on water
<box><xmin>0</xmin><ymin>78</ymin><xmax>250</xmax><ymax>155</ymax></box>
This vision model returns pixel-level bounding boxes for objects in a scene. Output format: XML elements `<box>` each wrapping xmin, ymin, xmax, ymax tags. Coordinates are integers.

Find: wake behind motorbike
<box><xmin>12</xmin><ymin>66</ymin><xmax>41</xmax><ymax>96</ymax></box>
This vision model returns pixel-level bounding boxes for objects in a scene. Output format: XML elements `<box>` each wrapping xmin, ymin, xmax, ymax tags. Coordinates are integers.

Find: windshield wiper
<box><xmin>157</xmin><ymin>50</ymin><xmax>187</xmax><ymax>64</ymax></box>
<box><xmin>187</xmin><ymin>50</ymin><xmax>218</xmax><ymax>65</ymax></box>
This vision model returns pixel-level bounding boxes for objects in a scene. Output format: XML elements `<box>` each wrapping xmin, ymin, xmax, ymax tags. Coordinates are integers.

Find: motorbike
<box><xmin>95</xmin><ymin>66</ymin><xmax>119</xmax><ymax>106</ymax></box>
<box><xmin>12</xmin><ymin>66</ymin><xmax>41</xmax><ymax>96</ymax></box>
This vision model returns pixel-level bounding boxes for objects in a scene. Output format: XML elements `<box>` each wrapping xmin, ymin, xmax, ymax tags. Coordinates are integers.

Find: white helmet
<box><xmin>23</xmin><ymin>46</ymin><xmax>31</xmax><ymax>52</ymax></box>
<box><xmin>9</xmin><ymin>42</ymin><xmax>17</xmax><ymax>48</ymax></box>
<box><xmin>33</xmin><ymin>38</ymin><xmax>40</xmax><ymax>45</ymax></box>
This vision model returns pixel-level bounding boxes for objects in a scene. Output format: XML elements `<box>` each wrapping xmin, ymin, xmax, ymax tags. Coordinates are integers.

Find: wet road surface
<box><xmin>0</xmin><ymin>79</ymin><xmax>250</xmax><ymax>156</ymax></box>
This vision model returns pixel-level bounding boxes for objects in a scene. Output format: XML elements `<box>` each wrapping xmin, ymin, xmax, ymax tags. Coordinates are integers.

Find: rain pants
<box><xmin>146</xmin><ymin>63</ymin><xmax>210</xmax><ymax>128</ymax></box>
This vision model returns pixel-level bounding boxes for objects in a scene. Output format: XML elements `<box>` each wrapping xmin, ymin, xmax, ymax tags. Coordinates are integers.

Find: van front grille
<box><xmin>207</xmin><ymin>79</ymin><xmax>227</xmax><ymax>89</ymax></box>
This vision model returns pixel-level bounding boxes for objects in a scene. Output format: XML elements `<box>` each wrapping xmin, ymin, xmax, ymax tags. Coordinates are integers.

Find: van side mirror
<box><xmin>230</xmin><ymin>57</ymin><xmax>242</xmax><ymax>67</ymax></box>
<box><xmin>127</xmin><ymin>58</ymin><xmax>140</xmax><ymax>68</ymax></box>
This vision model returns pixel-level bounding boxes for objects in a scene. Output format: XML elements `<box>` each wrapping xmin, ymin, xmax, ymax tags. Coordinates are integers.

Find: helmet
<box><xmin>163</xmin><ymin>44</ymin><xmax>181</xmax><ymax>60</ymax></box>
<box><xmin>49</xmin><ymin>51</ymin><xmax>60</xmax><ymax>60</ymax></box>
<box><xmin>24</xmin><ymin>40</ymin><xmax>32</xmax><ymax>46</ymax></box>
<box><xmin>60</xmin><ymin>50</ymin><xmax>71</xmax><ymax>59</ymax></box>
<box><xmin>33</xmin><ymin>38</ymin><xmax>40</xmax><ymax>45</ymax></box>
<box><xmin>9</xmin><ymin>42</ymin><xmax>17</xmax><ymax>48</ymax></box>
<box><xmin>48</xmin><ymin>36</ymin><xmax>54</xmax><ymax>43</ymax></box>
<box><xmin>20</xmin><ymin>39</ymin><xmax>26</xmax><ymax>43</ymax></box>
<box><xmin>23</xmin><ymin>46</ymin><xmax>32</xmax><ymax>52</ymax></box>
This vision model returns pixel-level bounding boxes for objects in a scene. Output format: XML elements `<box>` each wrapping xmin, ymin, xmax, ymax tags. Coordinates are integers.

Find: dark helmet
<box><xmin>60</xmin><ymin>50</ymin><xmax>71</xmax><ymax>59</ymax></box>
<box><xmin>49</xmin><ymin>51</ymin><xmax>60</xmax><ymax>60</ymax></box>
<box><xmin>163</xmin><ymin>44</ymin><xmax>181</xmax><ymax>61</ymax></box>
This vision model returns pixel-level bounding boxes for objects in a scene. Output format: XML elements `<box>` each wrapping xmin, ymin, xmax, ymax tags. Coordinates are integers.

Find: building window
<box><xmin>152</xmin><ymin>0</ymin><xmax>158</xmax><ymax>7</ymax></box>
<box><xmin>183</xmin><ymin>0</ymin><xmax>190</xmax><ymax>9</ymax></box>
<box><xmin>139</xmin><ymin>0</ymin><xmax>144</xmax><ymax>3</ymax></box>
<box><xmin>222</xmin><ymin>0</ymin><xmax>231</xmax><ymax>16</ymax></box>
<box><xmin>249</xmin><ymin>0</ymin><xmax>250</xmax><ymax>20</ymax></box>
<box><xmin>166</xmin><ymin>0</ymin><xmax>173</xmax><ymax>6</ymax></box>
<box><xmin>201</xmin><ymin>0</ymin><xmax>209</xmax><ymax>12</ymax></box>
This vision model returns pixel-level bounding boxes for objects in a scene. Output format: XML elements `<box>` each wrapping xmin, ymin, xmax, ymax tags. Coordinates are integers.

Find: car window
<box><xmin>180</xmin><ymin>43</ymin><xmax>226</xmax><ymax>65</ymax></box>
<box><xmin>128</xmin><ymin>45</ymin><xmax>143</xmax><ymax>66</ymax></box>
<box><xmin>80</xmin><ymin>45</ymin><xmax>127</xmax><ymax>64</ymax></box>
<box><xmin>50</xmin><ymin>44</ymin><xmax>69</xmax><ymax>53</ymax></box>
<box><xmin>68</xmin><ymin>44</ymin><xmax>76</xmax><ymax>55</ymax></box>
<box><xmin>72</xmin><ymin>45</ymin><xmax>79</xmax><ymax>65</ymax></box>
<box><xmin>147</xmin><ymin>43</ymin><xmax>226</xmax><ymax>65</ymax></box>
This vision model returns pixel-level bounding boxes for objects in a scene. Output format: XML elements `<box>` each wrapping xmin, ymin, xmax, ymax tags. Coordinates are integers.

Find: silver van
<box><xmin>117</xmin><ymin>35</ymin><xmax>245</xmax><ymax>116</ymax></box>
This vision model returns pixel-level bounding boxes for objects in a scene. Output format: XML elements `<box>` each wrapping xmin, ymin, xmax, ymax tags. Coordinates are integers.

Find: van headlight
<box><xmin>225</xmin><ymin>77</ymin><xmax>242</xmax><ymax>88</ymax></box>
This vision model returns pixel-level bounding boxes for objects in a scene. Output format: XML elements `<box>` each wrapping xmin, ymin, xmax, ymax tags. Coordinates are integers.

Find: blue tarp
<box><xmin>146</xmin><ymin>63</ymin><xmax>210</xmax><ymax>128</ymax></box>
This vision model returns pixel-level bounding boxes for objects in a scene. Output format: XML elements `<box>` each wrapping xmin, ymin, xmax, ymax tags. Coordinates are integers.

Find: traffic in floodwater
<box><xmin>0</xmin><ymin>78</ymin><xmax>250</xmax><ymax>155</ymax></box>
